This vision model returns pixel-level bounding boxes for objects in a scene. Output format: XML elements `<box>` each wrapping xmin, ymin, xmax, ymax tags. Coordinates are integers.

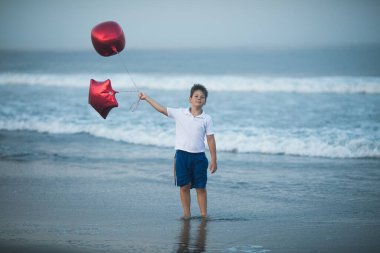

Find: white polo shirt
<box><xmin>167</xmin><ymin>107</ymin><xmax>214</xmax><ymax>153</ymax></box>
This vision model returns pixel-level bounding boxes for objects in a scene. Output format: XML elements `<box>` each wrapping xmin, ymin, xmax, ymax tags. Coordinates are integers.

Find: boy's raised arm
<box><xmin>139</xmin><ymin>92</ymin><xmax>168</xmax><ymax>116</ymax></box>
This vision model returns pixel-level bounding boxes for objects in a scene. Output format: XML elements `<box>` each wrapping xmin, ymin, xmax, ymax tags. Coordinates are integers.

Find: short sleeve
<box><xmin>167</xmin><ymin>107</ymin><xmax>179</xmax><ymax>119</ymax></box>
<box><xmin>205</xmin><ymin>116</ymin><xmax>214</xmax><ymax>135</ymax></box>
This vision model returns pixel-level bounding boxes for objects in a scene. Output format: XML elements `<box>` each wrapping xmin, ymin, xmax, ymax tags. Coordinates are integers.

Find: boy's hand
<box><xmin>139</xmin><ymin>92</ymin><xmax>168</xmax><ymax>116</ymax></box>
<box><xmin>139</xmin><ymin>92</ymin><xmax>148</xmax><ymax>100</ymax></box>
<box><xmin>209</xmin><ymin>161</ymin><xmax>217</xmax><ymax>174</ymax></box>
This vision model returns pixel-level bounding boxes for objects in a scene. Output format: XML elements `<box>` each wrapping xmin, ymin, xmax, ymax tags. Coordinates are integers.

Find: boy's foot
<box><xmin>182</xmin><ymin>215</ymin><xmax>191</xmax><ymax>220</ymax></box>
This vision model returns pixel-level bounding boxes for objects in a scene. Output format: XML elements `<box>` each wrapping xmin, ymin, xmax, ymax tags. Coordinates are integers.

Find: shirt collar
<box><xmin>186</xmin><ymin>107</ymin><xmax>205</xmax><ymax>118</ymax></box>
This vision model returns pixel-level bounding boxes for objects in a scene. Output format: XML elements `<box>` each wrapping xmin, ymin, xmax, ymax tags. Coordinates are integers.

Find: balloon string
<box><xmin>117</xmin><ymin>90</ymin><xmax>139</xmax><ymax>93</ymax></box>
<box><xmin>116</xmin><ymin>51</ymin><xmax>139</xmax><ymax>92</ymax></box>
<box><xmin>116</xmin><ymin>51</ymin><xmax>141</xmax><ymax>112</ymax></box>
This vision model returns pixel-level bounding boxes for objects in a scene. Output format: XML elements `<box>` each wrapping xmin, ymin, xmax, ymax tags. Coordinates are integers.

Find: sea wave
<box><xmin>1</xmin><ymin>119</ymin><xmax>379</xmax><ymax>159</ymax></box>
<box><xmin>1</xmin><ymin>72</ymin><xmax>380</xmax><ymax>94</ymax></box>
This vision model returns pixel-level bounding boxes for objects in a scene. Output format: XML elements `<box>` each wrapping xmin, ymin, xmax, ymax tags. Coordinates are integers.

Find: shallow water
<box><xmin>1</xmin><ymin>130</ymin><xmax>380</xmax><ymax>252</ymax></box>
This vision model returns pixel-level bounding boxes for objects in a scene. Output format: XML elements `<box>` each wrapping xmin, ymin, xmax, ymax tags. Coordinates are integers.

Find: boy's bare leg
<box><xmin>196</xmin><ymin>188</ymin><xmax>207</xmax><ymax>217</ymax></box>
<box><xmin>180</xmin><ymin>183</ymin><xmax>191</xmax><ymax>218</ymax></box>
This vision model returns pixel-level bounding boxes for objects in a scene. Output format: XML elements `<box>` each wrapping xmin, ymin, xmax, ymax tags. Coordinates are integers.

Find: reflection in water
<box><xmin>176</xmin><ymin>218</ymin><xmax>208</xmax><ymax>253</ymax></box>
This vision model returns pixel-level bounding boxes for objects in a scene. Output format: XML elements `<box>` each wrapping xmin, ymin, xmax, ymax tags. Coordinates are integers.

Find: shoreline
<box><xmin>1</xmin><ymin>129</ymin><xmax>380</xmax><ymax>252</ymax></box>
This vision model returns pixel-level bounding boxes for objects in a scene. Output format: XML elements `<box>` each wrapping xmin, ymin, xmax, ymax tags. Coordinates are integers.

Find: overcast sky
<box><xmin>1</xmin><ymin>0</ymin><xmax>379</xmax><ymax>51</ymax></box>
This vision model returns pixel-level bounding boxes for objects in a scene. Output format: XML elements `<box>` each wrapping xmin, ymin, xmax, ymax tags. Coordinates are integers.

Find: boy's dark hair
<box><xmin>190</xmin><ymin>84</ymin><xmax>208</xmax><ymax>98</ymax></box>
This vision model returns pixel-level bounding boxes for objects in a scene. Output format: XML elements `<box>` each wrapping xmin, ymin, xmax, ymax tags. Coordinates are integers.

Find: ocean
<box><xmin>1</xmin><ymin>47</ymin><xmax>380</xmax><ymax>252</ymax></box>
<box><xmin>0</xmin><ymin>47</ymin><xmax>379</xmax><ymax>159</ymax></box>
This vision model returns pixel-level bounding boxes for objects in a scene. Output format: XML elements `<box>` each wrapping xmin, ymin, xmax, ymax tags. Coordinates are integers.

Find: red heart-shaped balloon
<box><xmin>91</xmin><ymin>21</ymin><xmax>125</xmax><ymax>57</ymax></box>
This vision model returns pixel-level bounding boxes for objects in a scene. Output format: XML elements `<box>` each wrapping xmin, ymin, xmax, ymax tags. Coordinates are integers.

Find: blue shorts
<box><xmin>175</xmin><ymin>150</ymin><xmax>208</xmax><ymax>189</ymax></box>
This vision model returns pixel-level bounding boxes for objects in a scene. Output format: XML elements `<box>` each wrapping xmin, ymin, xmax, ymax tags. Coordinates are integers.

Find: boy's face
<box><xmin>189</xmin><ymin>90</ymin><xmax>206</xmax><ymax>108</ymax></box>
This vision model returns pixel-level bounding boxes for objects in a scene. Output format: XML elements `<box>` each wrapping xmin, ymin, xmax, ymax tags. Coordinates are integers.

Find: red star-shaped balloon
<box><xmin>88</xmin><ymin>79</ymin><xmax>118</xmax><ymax>119</ymax></box>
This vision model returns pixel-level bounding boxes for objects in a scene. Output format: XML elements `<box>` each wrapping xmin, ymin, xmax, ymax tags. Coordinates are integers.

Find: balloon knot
<box><xmin>111</xmin><ymin>46</ymin><xmax>118</xmax><ymax>53</ymax></box>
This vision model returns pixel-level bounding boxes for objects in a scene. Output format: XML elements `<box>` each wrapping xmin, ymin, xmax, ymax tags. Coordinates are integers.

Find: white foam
<box><xmin>226</xmin><ymin>245</ymin><xmax>271</xmax><ymax>253</ymax></box>
<box><xmin>1</xmin><ymin>119</ymin><xmax>379</xmax><ymax>159</ymax></box>
<box><xmin>217</xmin><ymin>130</ymin><xmax>380</xmax><ymax>159</ymax></box>
<box><xmin>1</xmin><ymin>72</ymin><xmax>380</xmax><ymax>94</ymax></box>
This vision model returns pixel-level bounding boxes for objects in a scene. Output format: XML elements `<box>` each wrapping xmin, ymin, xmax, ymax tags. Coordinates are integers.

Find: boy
<box><xmin>139</xmin><ymin>84</ymin><xmax>217</xmax><ymax>219</ymax></box>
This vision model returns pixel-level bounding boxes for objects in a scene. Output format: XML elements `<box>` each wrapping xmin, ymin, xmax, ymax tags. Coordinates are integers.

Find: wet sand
<box><xmin>1</xmin><ymin>130</ymin><xmax>380</xmax><ymax>252</ymax></box>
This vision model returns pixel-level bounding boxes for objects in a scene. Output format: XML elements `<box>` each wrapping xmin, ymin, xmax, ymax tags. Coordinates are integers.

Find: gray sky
<box><xmin>1</xmin><ymin>0</ymin><xmax>380</xmax><ymax>51</ymax></box>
